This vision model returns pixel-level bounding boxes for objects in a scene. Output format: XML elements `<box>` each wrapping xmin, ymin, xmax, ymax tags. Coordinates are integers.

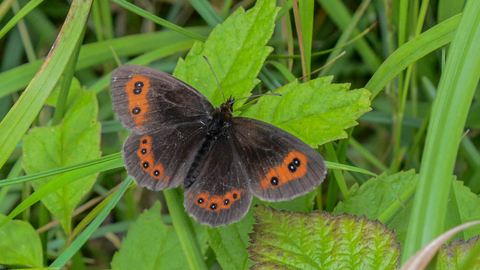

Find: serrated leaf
<box><xmin>0</xmin><ymin>215</ymin><xmax>43</xmax><ymax>268</ymax></box>
<box><xmin>206</xmin><ymin>209</ymin><xmax>256</xmax><ymax>270</ymax></box>
<box><xmin>262</xmin><ymin>189</ymin><xmax>316</xmax><ymax>213</ymax></box>
<box><xmin>248</xmin><ymin>205</ymin><xmax>400</xmax><ymax>269</ymax></box>
<box><xmin>452</xmin><ymin>181</ymin><xmax>480</xmax><ymax>240</ymax></box>
<box><xmin>437</xmin><ymin>237</ymin><xmax>480</xmax><ymax>269</ymax></box>
<box><xmin>334</xmin><ymin>170</ymin><xmax>480</xmax><ymax>248</ymax></box>
<box><xmin>22</xmin><ymin>78</ymin><xmax>101</xmax><ymax>234</ymax></box>
<box><xmin>241</xmin><ymin>77</ymin><xmax>371</xmax><ymax>147</ymax></box>
<box><xmin>173</xmin><ymin>0</ymin><xmax>279</xmax><ymax>107</ymax></box>
<box><xmin>334</xmin><ymin>170</ymin><xmax>417</xmax><ymax>220</ymax></box>
<box><xmin>334</xmin><ymin>171</ymin><xmax>417</xmax><ymax>246</ymax></box>
<box><xmin>206</xmin><ymin>192</ymin><xmax>317</xmax><ymax>270</ymax></box>
<box><xmin>111</xmin><ymin>201</ymin><xmax>190</xmax><ymax>270</ymax></box>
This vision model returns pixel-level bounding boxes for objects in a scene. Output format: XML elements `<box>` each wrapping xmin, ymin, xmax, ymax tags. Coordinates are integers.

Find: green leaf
<box><xmin>262</xmin><ymin>189</ymin><xmax>316</xmax><ymax>213</ymax></box>
<box><xmin>334</xmin><ymin>171</ymin><xmax>417</xmax><ymax>247</ymax></box>
<box><xmin>173</xmin><ymin>0</ymin><xmax>279</xmax><ymax>107</ymax></box>
<box><xmin>0</xmin><ymin>215</ymin><xmax>43</xmax><ymax>268</ymax></box>
<box><xmin>241</xmin><ymin>77</ymin><xmax>371</xmax><ymax>147</ymax></box>
<box><xmin>22</xmin><ymin>78</ymin><xmax>101</xmax><ymax>234</ymax></box>
<box><xmin>205</xmin><ymin>193</ymin><xmax>318</xmax><ymax>270</ymax></box>
<box><xmin>206</xmin><ymin>208</ymin><xmax>256</xmax><ymax>270</ymax></box>
<box><xmin>452</xmin><ymin>181</ymin><xmax>480</xmax><ymax>241</ymax></box>
<box><xmin>111</xmin><ymin>201</ymin><xmax>191</xmax><ymax>270</ymax></box>
<box><xmin>334</xmin><ymin>171</ymin><xmax>480</xmax><ymax>248</ymax></box>
<box><xmin>334</xmin><ymin>170</ymin><xmax>416</xmax><ymax>220</ymax></box>
<box><xmin>248</xmin><ymin>205</ymin><xmax>400</xmax><ymax>269</ymax></box>
<box><xmin>0</xmin><ymin>0</ymin><xmax>92</xmax><ymax>169</ymax></box>
<box><xmin>437</xmin><ymin>237</ymin><xmax>480</xmax><ymax>269</ymax></box>
<box><xmin>50</xmin><ymin>177</ymin><xmax>134</xmax><ymax>268</ymax></box>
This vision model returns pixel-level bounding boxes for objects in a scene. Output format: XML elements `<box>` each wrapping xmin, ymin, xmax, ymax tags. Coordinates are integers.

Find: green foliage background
<box><xmin>0</xmin><ymin>0</ymin><xmax>480</xmax><ymax>269</ymax></box>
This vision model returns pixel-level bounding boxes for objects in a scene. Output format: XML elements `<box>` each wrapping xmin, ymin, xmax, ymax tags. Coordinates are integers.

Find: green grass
<box><xmin>0</xmin><ymin>0</ymin><xmax>480</xmax><ymax>269</ymax></box>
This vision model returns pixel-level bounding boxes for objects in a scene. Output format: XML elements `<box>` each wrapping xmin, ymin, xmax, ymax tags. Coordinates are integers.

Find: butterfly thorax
<box><xmin>182</xmin><ymin>97</ymin><xmax>235</xmax><ymax>189</ymax></box>
<box><xmin>207</xmin><ymin>97</ymin><xmax>234</xmax><ymax>136</ymax></box>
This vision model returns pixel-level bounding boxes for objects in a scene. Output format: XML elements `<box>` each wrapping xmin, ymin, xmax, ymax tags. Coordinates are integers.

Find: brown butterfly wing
<box><xmin>184</xmin><ymin>134</ymin><xmax>252</xmax><ymax>227</ymax></box>
<box><xmin>230</xmin><ymin>117</ymin><xmax>327</xmax><ymax>201</ymax></box>
<box><xmin>110</xmin><ymin>65</ymin><xmax>214</xmax><ymax>134</ymax></box>
<box><xmin>111</xmin><ymin>65</ymin><xmax>214</xmax><ymax>190</ymax></box>
<box><xmin>183</xmin><ymin>117</ymin><xmax>326</xmax><ymax>227</ymax></box>
<box><xmin>122</xmin><ymin>123</ymin><xmax>208</xmax><ymax>190</ymax></box>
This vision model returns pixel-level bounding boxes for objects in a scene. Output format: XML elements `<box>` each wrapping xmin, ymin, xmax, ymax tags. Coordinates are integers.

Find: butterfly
<box><xmin>110</xmin><ymin>65</ymin><xmax>327</xmax><ymax>227</ymax></box>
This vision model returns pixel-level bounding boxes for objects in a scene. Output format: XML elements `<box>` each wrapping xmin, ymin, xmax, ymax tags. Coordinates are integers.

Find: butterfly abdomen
<box><xmin>182</xmin><ymin>109</ymin><xmax>232</xmax><ymax>189</ymax></box>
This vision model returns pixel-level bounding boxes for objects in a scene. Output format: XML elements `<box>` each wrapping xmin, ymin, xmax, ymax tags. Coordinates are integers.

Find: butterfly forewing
<box><xmin>230</xmin><ymin>117</ymin><xmax>327</xmax><ymax>201</ymax></box>
<box><xmin>111</xmin><ymin>65</ymin><xmax>214</xmax><ymax>134</ymax></box>
<box><xmin>111</xmin><ymin>65</ymin><xmax>215</xmax><ymax>191</ymax></box>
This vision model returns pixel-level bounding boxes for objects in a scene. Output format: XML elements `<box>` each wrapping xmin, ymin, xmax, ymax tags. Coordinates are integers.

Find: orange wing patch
<box><xmin>193</xmin><ymin>189</ymin><xmax>245</xmax><ymax>211</ymax></box>
<box><xmin>125</xmin><ymin>75</ymin><xmax>151</xmax><ymax>128</ymax></box>
<box><xmin>207</xmin><ymin>195</ymin><xmax>222</xmax><ymax>212</ymax></box>
<box><xmin>220</xmin><ymin>189</ymin><xmax>241</xmax><ymax>210</ymax></box>
<box><xmin>150</xmin><ymin>163</ymin><xmax>165</xmax><ymax>180</ymax></box>
<box><xmin>259</xmin><ymin>150</ymin><xmax>308</xmax><ymax>191</ymax></box>
<box><xmin>140</xmin><ymin>153</ymin><xmax>155</xmax><ymax>173</ymax></box>
<box><xmin>137</xmin><ymin>136</ymin><xmax>166</xmax><ymax>181</ymax></box>
<box><xmin>194</xmin><ymin>192</ymin><xmax>209</xmax><ymax>208</ymax></box>
<box><xmin>136</xmin><ymin>136</ymin><xmax>152</xmax><ymax>158</ymax></box>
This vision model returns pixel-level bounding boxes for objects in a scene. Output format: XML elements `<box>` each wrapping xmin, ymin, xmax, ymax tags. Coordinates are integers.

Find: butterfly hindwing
<box><xmin>123</xmin><ymin>123</ymin><xmax>208</xmax><ymax>191</ymax></box>
<box><xmin>111</xmin><ymin>65</ymin><xmax>214</xmax><ymax>134</ymax></box>
<box><xmin>184</xmin><ymin>134</ymin><xmax>252</xmax><ymax>227</ymax></box>
<box><xmin>230</xmin><ymin>117</ymin><xmax>327</xmax><ymax>201</ymax></box>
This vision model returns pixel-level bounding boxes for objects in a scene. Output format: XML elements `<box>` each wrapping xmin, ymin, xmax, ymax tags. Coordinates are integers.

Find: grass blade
<box><xmin>111</xmin><ymin>0</ymin><xmax>207</xmax><ymax>42</ymax></box>
<box><xmin>403</xmin><ymin>0</ymin><xmax>480</xmax><ymax>262</ymax></box>
<box><xmin>0</xmin><ymin>0</ymin><xmax>44</xmax><ymax>39</ymax></box>
<box><xmin>366</xmin><ymin>14</ymin><xmax>461</xmax><ymax>99</ymax></box>
<box><xmin>0</xmin><ymin>0</ymin><xmax>93</xmax><ymax>169</ymax></box>
<box><xmin>50</xmin><ymin>177</ymin><xmax>133</xmax><ymax>268</ymax></box>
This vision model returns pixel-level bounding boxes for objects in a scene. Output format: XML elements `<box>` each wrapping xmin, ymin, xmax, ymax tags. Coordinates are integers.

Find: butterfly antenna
<box><xmin>235</xmin><ymin>93</ymin><xmax>282</xmax><ymax>101</ymax></box>
<box><xmin>203</xmin><ymin>56</ymin><xmax>226</xmax><ymax>102</ymax></box>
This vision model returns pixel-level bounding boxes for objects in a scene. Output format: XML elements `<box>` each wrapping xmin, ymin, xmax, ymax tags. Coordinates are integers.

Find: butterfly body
<box><xmin>183</xmin><ymin>97</ymin><xmax>234</xmax><ymax>189</ymax></box>
<box><xmin>111</xmin><ymin>65</ymin><xmax>327</xmax><ymax>227</ymax></box>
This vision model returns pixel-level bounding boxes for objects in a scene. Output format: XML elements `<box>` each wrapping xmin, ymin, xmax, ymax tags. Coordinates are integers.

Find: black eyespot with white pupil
<box><xmin>143</xmin><ymin>162</ymin><xmax>149</xmax><ymax>168</ymax></box>
<box><xmin>271</xmin><ymin>177</ymin><xmax>279</xmax><ymax>186</ymax></box>
<box><xmin>293</xmin><ymin>158</ymin><xmax>301</xmax><ymax>166</ymax></box>
<box><xmin>224</xmin><ymin>199</ymin><xmax>230</xmax><ymax>205</ymax></box>
<box><xmin>141</xmin><ymin>149</ymin><xmax>147</xmax><ymax>154</ymax></box>
<box><xmin>133</xmin><ymin>81</ymin><xmax>143</xmax><ymax>94</ymax></box>
<box><xmin>132</xmin><ymin>107</ymin><xmax>141</xmax><ymax>115</ymax></box>
<box><xmin>197</xmin><ymin>198</ymin><xmax>204</xmax><ymax>204</ymax></box>
<box><xmin>288</xmin><ymin>163</ymin><xmax>296</xmax><ymax>172</ymax></box>
<box><xmin>210</xmin><ymin>203</ymin><xmax>217</xmax><ymax>210</ymax></box>
<box><xmin>153</xmin><ymin>170</ymin><xmax>160</xmax><ymax>176</ymax></box>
